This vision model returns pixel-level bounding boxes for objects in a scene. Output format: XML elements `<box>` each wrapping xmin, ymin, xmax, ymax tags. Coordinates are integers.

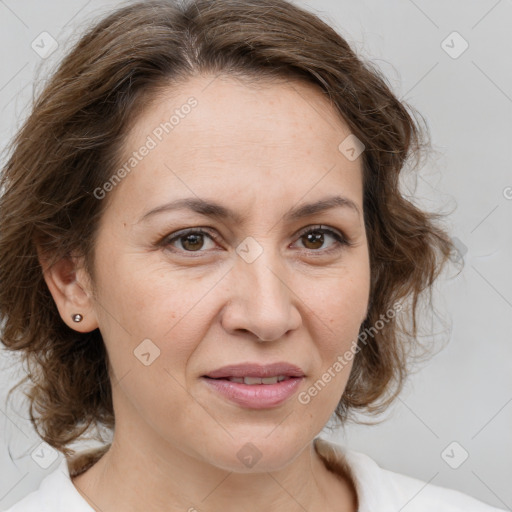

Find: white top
<box><xmin>2</xmin><ymin>437</ymin><xmax>505</xmax><ymax>511</ymax></box>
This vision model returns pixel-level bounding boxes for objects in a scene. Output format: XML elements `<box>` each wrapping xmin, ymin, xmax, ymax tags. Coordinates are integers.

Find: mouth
<box><xmin>201</xmin><ymin>362</ymin><xmax>305</xmax><ymax>409</ymax></box>
<box><xmin>203</xmin><ymin>362</ymin><xmax>305</xmax><ymax>380</ymax></box>
<box><xmin>204</xmin><ymin>375</ymin><xmax>296</xmax><ymax>384</ymax></box>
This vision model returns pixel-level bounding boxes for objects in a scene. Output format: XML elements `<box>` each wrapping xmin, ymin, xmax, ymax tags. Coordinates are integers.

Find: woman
<box><xmin>0</xmin><ymin>0</ymin><xmax>504</xmax><ymax>511</ymax></box>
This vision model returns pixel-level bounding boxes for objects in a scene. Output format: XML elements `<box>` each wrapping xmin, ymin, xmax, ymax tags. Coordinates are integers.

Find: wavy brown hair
<box><xmin>0</xmin><ymin>0</ymin><xmax>460</xmax><ymax>462</ymax></box>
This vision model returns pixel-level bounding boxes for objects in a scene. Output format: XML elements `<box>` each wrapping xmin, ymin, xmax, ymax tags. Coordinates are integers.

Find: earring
<box><xmin>72</xmin><ymin>313</ymin><xmax>83</xmax><ymax>322</ymax></box>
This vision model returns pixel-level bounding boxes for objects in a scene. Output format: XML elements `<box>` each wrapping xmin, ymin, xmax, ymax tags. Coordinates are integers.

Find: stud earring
<box><xmin>72</xmin><ymin>313</ymin><xmax>83</xmax><ymax>322</ymax></box>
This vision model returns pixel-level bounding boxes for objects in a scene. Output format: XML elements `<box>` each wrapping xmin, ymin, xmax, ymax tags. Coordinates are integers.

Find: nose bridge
<box><xmin>225</xmin><ymin>236</ymin><xmax>300</xmax><ymax>341</ymax></box>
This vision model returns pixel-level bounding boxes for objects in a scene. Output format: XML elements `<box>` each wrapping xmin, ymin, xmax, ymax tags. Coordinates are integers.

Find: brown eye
<box><xmin>293</xmin><ymin>226</ymin><xmax>349</xmax><ymax>253</ymax></box>
<box><xmin>301</xmin><ymin>230</ymin><xmax>325</xmax><ymax>250</ymax></box>
<box><xmin>165</xmin><ymin>229</ymin><xmax>217</xmax><ymax>252</ymax></box>
<box><xmin>162</xmin><ymin>225</ymin><xmax>350</xmax><ymax>257</ymax></box>
<box><xmin>180</xmin><ymin>233</ymin><xmax>205</xmax><ymax>251</ymax></box>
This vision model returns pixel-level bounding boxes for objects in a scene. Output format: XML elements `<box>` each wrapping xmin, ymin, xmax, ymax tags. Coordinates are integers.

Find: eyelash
<box><xmin>160</xmin><ymin>225</ymin><xmax>352</xmax><ymax>257</ymax></box>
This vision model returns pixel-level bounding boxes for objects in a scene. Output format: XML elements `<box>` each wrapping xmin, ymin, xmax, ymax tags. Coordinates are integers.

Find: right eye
<box><xmin>163</xmin><ymin>228</ymin><xmax>219</xmax><ymax>254</ymax></box>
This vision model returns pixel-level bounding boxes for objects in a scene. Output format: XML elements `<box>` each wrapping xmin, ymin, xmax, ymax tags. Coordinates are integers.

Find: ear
<box><xmin>36</xmin><ymin>247</ymin><xmax>99</xmax><ymax>333</ymax></box>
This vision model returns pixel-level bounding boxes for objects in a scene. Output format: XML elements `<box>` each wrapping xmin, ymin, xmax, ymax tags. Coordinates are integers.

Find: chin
<box><xmin>200</xmin><ymin>433</ymin><xmax>307</xmax><ymax>473</ymax></box>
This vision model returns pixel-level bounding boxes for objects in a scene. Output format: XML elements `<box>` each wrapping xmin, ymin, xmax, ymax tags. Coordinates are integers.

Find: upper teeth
<box><xmin>228</xmin><ymin>376</ymin><xmax>289</xmax><ymax>384</ymax></box>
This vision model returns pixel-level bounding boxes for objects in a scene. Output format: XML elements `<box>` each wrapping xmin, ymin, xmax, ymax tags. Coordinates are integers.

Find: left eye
<box><xmin>293</xmin><ymin>226</ymin><xmax>348</xmax><ymax>252</ymax></box>
<box><xmin>163</xmin><ymin>225</ymin><xmax>349</xmax><ymax>254</ymax></box>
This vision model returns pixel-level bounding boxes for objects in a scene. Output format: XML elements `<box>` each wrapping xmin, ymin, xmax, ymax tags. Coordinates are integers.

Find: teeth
<box><xmin>227</xmin><ymin>375</ymin><xmax>289</xmax><ymax>384</ymax></box>
<box><xmin>244</xmin><ymin>376</ymin><xmax>265</xmax><ymax>385</ymax></box>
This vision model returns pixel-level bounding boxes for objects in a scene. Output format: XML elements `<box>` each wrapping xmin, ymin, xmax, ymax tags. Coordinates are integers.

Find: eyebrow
<box><xmin>137</xmin><ymin>194</ymin><xmax>361</xmax><ymax>224</ymax></box>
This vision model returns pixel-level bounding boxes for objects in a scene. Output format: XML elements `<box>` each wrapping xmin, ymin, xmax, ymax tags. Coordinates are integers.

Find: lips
<box><xmin>201</xmin><ymin>362</ymin><xmax>305</xmax><ymax>409</ymax></box>
<box><xmin>203</xmin><ymin>362</ymin><xmax>305</xmax><ymax>380</ymax></box>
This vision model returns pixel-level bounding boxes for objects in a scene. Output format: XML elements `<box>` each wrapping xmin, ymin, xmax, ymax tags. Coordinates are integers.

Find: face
<box><xmin>72</xmin><ymin>75</ymin><xmax>370</xmax><ymax>472</ymax></box>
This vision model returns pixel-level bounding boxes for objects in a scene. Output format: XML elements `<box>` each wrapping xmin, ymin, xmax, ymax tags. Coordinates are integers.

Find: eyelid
<box><xmin>294</xmin><ymin>224</ymin><xmax>345</xmax><ymax>241</ymax></box>
<box><xmin>291</xmin><ymin>224</ymin><xmax>352</xmax><ymax>253</ymax></box>
<box><xmin>160</xmin><ymin>224</ymin><xmax>352</xmax><ymax>256</ymax></box>
<box><xmin>162</xmin><ymin>227</ymin><xmax>220</xmax><ymax>253</ymax></box>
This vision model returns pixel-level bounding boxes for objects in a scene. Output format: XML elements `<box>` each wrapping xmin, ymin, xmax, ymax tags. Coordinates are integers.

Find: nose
<box><xmin>220</xmin><ymin>244</ymin><xmax>302</xmax><ymax>342</ymax></box>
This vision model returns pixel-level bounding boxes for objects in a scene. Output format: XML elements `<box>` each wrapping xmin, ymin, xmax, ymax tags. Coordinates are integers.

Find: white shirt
<box><xmin>2</xmin><ymin>437</ymin><xmax>505</xmax><ymax>511</ymax></box>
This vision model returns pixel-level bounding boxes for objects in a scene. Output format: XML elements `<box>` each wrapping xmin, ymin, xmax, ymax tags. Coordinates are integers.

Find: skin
<box><xmin>40</xmin><ymin>74</ymin><xmax>370</xmax><ymax>512</ymax></box>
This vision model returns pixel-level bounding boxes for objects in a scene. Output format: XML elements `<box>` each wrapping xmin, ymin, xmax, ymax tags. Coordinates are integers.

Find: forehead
<box><xmin>126</xmin><ymin>74</ymin><xmax>354</xmax><ymax>157</ymax></box>
<box><xmin>110</xmin><ymin>74</ymin><xmax>364</xmax><ymax>221</ymax></box>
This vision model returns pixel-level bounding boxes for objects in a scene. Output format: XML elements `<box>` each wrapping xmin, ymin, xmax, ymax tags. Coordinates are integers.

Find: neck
<box><xmin>71</xmin><ymin>430</ymin><xmax>357</xmax><ymax>512</ymax></box>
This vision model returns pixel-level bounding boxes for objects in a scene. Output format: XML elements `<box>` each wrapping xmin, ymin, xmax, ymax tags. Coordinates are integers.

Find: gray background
<box><xmin>0</xmin><ymin>0</ymin><xmax>511</xmax><ymax>510</ymax></box>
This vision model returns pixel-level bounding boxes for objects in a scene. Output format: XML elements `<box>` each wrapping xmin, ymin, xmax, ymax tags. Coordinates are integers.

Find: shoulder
<box><xmin>314</xmin><ymin>437</ymin><xmax>506</xmax><ymax>512</ymax></box>
<box><xmin>1</xmin><ymin>459</ymin><xmax>64</xmax><ymax>512</ymax></box>
<box><xmin>375</xmin><ymin>463</ymin><xmax>504</xmax><ymax>512</ymax></box>
<box><xmin>1</xmin><ymin>455</ymin><xmax>96</xmax><ymax>512</ymax></box>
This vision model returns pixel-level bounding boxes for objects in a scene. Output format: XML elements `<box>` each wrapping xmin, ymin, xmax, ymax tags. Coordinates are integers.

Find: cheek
<box><xmin>92</xmin><ymin>257</ymin><xmax>203</xmax><ymax>423</ymax></box>
<box><xmin>327</xmin><ymin>293</ymin><xmax>367</xmax><ymax>350</ymax></box>
<box><xmin>94</xmin><ymin>248</ymin><xmax>200</xmax><ymax>334</ymax></box>
<box><xmin>311</xmin><ymin>269</ymin><xmax>369</xmax><ymax>343</ymax></box>
<box><xmin>305</xmin><ymin>270</ymin><xmax>369</xmax><ymax>402</ymax></box>
<box><xmin>301</xmin><ymin>297</ymin><xmax>362</xmax><ymax>416</ymax></box>
<box><xmin>92</xmin><ymin>253</ymin><xmax>220</xmax><ymax>385</ymax></box>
